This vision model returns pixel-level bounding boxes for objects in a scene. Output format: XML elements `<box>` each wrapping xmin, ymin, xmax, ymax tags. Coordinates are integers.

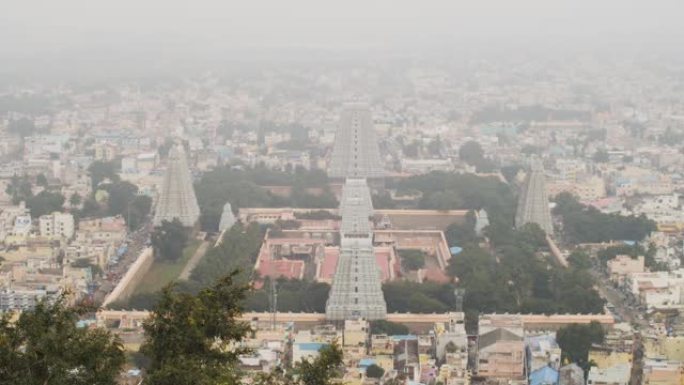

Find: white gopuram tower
<box><xmin>515</xmin><ymin>158</ymin><xmax>554</xmax><ymax>235</ymax></box>
<box><xmin>218</xmin><ymin>202</ymin><xmax>236</xmax><ymax>231</ymax></box>
<box><xmin>153</xmin><ymin>144</ymin><xmax>200</xmax><ymax>227</ymax></box>
<box><xmin>328</xmin><ymin>105</ymin><xmax>385</xmax><ymax>179</ymax></box>
<box><xmin>326</xmin><ymin>178</ymin><xmax>387</xmax><ymax>320</ymax></box>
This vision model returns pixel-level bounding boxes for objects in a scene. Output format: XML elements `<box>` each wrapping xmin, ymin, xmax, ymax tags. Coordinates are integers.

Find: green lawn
<box><xmin>134</xmin><ymin>239</ymin><xmax>201</xmax><ymax>294</ymax></box>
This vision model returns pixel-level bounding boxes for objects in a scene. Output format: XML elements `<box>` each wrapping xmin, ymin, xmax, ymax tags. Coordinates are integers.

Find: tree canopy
<box><xmin>252</xmin><ymin>342</ymin><xmax>343</xmax><ymax>385</ymax></box>
<box><xmin>88</xmin><ymin>160</ymin><xmax>120</xmax><ymax>191</ymax></box>
<box><xmin>383</xmin><ymin>281</ymin><xmax>458</xmax><ymax>313</ymax></box>
<box><xmin>554</xmin><ymin>192</ymin><xmax>656</xmax><ymax>244</ymax></box>
<box><xmin>5</xmin><ymin>174</ymin><xmax>32</xmax><ymax>204</ymax></box>
<box><xmin>140</xmin><ymin>270</ymin><xmax>344</xmax><ymax>385</ymax></box>
<box><xmin>366</xmin><ymin>364</ymin><xmax>385</xmax><ymax>379</ymax></box>
<box><xmin>370</xmin><ymin>320</ymin><xmax>409</xmax><ymax>336</ymax></box>
<box><xmin>26</xmin><ymin>190</ymin><xmax>65</xmax><ymax>218</ymax></box>
<box><xmin>99</xmin><ymin>181</ymin><xmax>152</xmax><ymax>230</ymax></box>
<box><xmin>244</xmin><ymin>278</ymin><xmax>330</xmax><ymax>313</ymax></box>
<box><xmin>458</xmin><ymin>141</ymin><xmax>496</xmax><ymax>172</ymax></box>
<box><xmin>388</xmin><ymin>171</ymin><xmax>516</xmax><ymax>229</ymax></box>
<box><xmin>399</xmin><ymin>249</ymin><xmax>426</xmax><ymax>271</ymax></box>
<box><xmin>557</xmin><ymin>321</ymin><xmax>605</xmax><ymax>372</ymax></box>
<box><xmin>141</xmin><ymin>272</ymin><xmax>251</xmax><ymax>385</ymax></box>
<box><xmin>448</xmin><ymin>225</ymin><xmax>604</xmax><ymax>316</ymax></box>
<box><xmin>0</xmin><ymin>296</ymin><xmax>124</xmax><ymax>385</ymax></box>
<box><xmin>151</xmin><ymin>219</ymin><xmax>189</xmax><ymax>262</ymax></box>
<box><xmin>194</xmin><ymin>166</ymin><xmax>337</xmax><ymax>231</ymax></box>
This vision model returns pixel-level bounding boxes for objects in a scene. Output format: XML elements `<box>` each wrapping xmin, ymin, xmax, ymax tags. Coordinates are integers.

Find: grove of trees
<box><xmin>448</xmin><ymin>224</ymin><xmax>605</xmax><ymax>316</ymax></box>
<box><xmin>554</xmin><ymin>192</ymin><xmax>656</xmax><ymax>244</ymax></box>
<box><xmin>194</xmin><ymin>166</ymin><xmax>338</xmax><ymax>232</ymax></box>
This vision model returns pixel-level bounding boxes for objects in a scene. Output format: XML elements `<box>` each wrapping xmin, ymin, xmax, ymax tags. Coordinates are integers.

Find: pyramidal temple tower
<box><xmin>326</xmin><ymin>178</ymin><xmax>387</xmax><ymax>320</ymax></box>
<box><xmin>515</xmin><ymin>158</ymin><xmax>554</xmax><ymax>235</ymax></box>
<box><xmin>328</xmin><ymin>105</ymin><xmax>384</xmax><ymax>179</ymax></box>
<box><xmin>153</xmin><ymin>144</ymin><xmax>200</xmax><ymax>227</ymax></box>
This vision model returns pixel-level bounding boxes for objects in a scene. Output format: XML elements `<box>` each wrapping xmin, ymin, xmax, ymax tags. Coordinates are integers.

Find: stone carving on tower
<box><xmin>328</xmin><ymin>105</ymin><xmax>385</xmax><ymax>179</ymax></box>
<box><xmin>515</xmin><ymin>158</ymin><xmax>554</xmax><ymax>235</ymax></box>
<box><xmin>153</xmin><ymin>144</ymin><xmax>200</xmax><ymax>227</ymax></box>
<box><xmin>326</xmin><ymin>178</ymin><xmax>387</xmax><ymax>320</ymax></box>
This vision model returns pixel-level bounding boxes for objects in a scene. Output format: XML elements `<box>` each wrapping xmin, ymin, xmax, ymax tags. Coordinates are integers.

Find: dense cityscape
<box><xmin>2</xmin><ymin>1</ymin><xmax>684</xmax><ymax>385</ymax></box>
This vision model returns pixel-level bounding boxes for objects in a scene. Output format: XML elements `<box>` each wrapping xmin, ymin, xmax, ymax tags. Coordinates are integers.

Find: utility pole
<box><xmin>269</xmin><ymin>280</ymin><xmax>278</xmax><ymax>331</ymax></box>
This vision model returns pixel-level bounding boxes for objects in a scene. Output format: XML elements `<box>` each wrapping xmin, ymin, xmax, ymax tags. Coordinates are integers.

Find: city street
<box><xmin>93</xmin><ymin>220</ymin><xmax>153</xmax><ymax>305</ymax></box>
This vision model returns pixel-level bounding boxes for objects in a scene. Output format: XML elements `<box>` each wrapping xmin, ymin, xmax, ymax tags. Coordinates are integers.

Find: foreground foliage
<box><xmin>141</xmin><ymin>272</ymin><xmax>251</xmax><ymax>385</ymax></box>
<box><xmin>0</xmin><ymin>296</ymin><xmax>124</xmax><ymax>385</ymax></box>
<box><xmin>252</xmin><ymin>343</ymin><xmax>344</xmax><ymax>385</ymax></box>
<box><xmin>141</xmin><ymin>270</ymin><xmax>344</xmax><ymax>385</ymax></box>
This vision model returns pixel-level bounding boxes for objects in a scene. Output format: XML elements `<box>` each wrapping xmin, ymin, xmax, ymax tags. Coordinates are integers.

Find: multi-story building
<box><xmin>477</xmin><ymin>315</ymin><xmax>526</xmax><ymax>382</ymax></box>
<box><xmin>607</xmin><ymin>255</ymin><xmax>645</xmax><ymax>285</ymax></box>
<box><xmin>39</xmin><ymin>212</ymin><xmax>75</xmax><ymax>239</ymax></box>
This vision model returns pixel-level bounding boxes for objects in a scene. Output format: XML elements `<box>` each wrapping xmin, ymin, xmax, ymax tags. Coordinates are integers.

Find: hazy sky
<box><xmin>2</xmin><ymin>0</ymin><xmax>683</xmax><ymax>49</ymax></box>
<box><xmin>1</xmin><ymin>0</ymin><xmax>683</xmax><ymax>80</ymax></box>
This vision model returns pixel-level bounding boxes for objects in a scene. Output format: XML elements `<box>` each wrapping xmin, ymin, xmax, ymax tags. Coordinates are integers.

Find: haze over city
<box><xmin>1</xmin><ymin>2</ymin><xmax>684</xmax><ymax>385</ymax></box>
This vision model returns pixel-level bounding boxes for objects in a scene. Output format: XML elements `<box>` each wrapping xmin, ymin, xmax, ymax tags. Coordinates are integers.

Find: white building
<box><xmin>607</xmin><ymin>255</ymin><xmax>645</xmax><ymax>285</ymax></box>
<box><xmin>400</xmin><ymin>158</ymin><xmax>454</xmax><ymax>174</ymax></box>
<box><xmin>625</xmin><ymin>269</ymin><xmax>684</xmax><ymax>310</ymax></box>
<box><xmin>587</xmin><ymin>363</ymin><xmax>631</xmax><ymax>385</ymax></box>
<box><xmin>39</xmin><ymin>212</ymin><xmax>75</xmax><ymax>239</ymax></box>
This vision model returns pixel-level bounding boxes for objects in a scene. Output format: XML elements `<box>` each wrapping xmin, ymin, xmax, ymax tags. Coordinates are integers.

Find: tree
<box><xmin>151</xmin><ymin>219</ymin><xmax>189</xmax><ymax>261</ymax></box>
<box><xmin>294</xmin><ymin>343</ymin><xmax>344</xmax><ymax>385</ymax></box>
<box><xmin>458</xmin><ymin>141</ymin><xmax>484</xmax><ymax>166</ymax></box>
<box><xmin>7</xmin><ymin>117</ymin><xmax>35</xmax><ymax>138</ymax></box>
<box><xmin>420</xmin><ymin>190</ymin><xmax>463</xmax><ymax>210</ymax></box>
<box><xmin>500</xmin><ymin>165</ymin><xmax>522</xmax><ymax>184</ymax></box>
<box><xmin>567</xmin><ymin>250</ymin><xmax>592</xmax><ymax>270</ymax></box>
<box><xmin>399</xmin><ymin>249</ymin><xmax>426</xmax><ymax>271</ymax></box>
<box><xmin>127</xmin><ymin>195</ymin><xmax>152</xmax><ymax>231</ymax></box>
<box><xmin>88</xmin><ymin>160</ymin><xmax>120</xmax><ymax>191</ymax></box>
<box><xmin>70</xmin><ymin>192</ymin><xmax>82</xmax><ymax>207</ymax></box>
<box><xmin>245</xmin><ymin>278</ymin><xmax>330</xmax><ymax>313</ymax></box>
<box><xmin>26</xmin><ymin>191</ymin><xmax>65</xmax><ymax>218</ymax></box>
<box><xmin>557</xmin><ymin>322</ymin><xmax>605</xmax><ymax>372</ymax></box>
<box><xmin>252</xmin><ymin>342</ymin><xmax>344</xmax><ymax>385</ymax></box>
<box><xmin>0</xmin><ymin>295</ymin><xmax>125</xmax><ymax>385</ymax></box>
<box><xmin>189</xmin><ymin>223</ymin><xmax>264</xmax><ymax>289</ymax></box>
<box><xmin>370</xmin><ymin>320</ymin><xmax>409</xmax><ymax>336</ymax></box>
<box><xmin>554</xmin><ymin>192</ymin><xmax>656</xmax><ymax>244</ymax></box>
<box><xmin>35</xmin><ymin>173</ymin><xmax>48</xmax><ymax>187</ymax></box>
<box><xmin>592</xmin><ymin>149</ymin><xmax>609</xmax><ymax>163</ymax></box>
<box><xmin>141</xmin><ymin>272</ymin><xmax>251</xmax><ymax>385</ymax></box>
<box><xmin>383</xmin><ymin>281</ymin><xmax>457</xmax><ymax>313</ymax></box>
<box><xmin>6</xmin><ymin>174</ymin><xmax>32</xmax><ymax>204</ymax></box>
<box><xmin>444</xmin><ymin>220</ymin><xmax>478</xmax><ymax>247</ymax></box>
<box><xmin>102</xmin><ymin>181</ymin><xmax>138</xmax><ymax>217</ymax></box>
<box><xmin>366</xmin><ymin>364</ymin><xmax>385</xmax><ymax>379</ymax></box>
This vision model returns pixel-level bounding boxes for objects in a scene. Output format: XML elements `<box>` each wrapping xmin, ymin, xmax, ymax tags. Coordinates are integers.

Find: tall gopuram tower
<box><xmin>328</xmin><ymin>105</ymin><xmax>385</xmax><ymax>179</ymax></box>
<box><xmin>515</xmin><ymin>158</ymin><xmax>554</xmax><ymax>235</ymax></box>
<box><xmin>326</xmin><ymin>178</ymin><xmax>387</xmax><ymax>320</ymax></box>
<box><xmin>153</xmin><ymin>144</ymin><xmax>200</xmax><ymax>227</ymax></box>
